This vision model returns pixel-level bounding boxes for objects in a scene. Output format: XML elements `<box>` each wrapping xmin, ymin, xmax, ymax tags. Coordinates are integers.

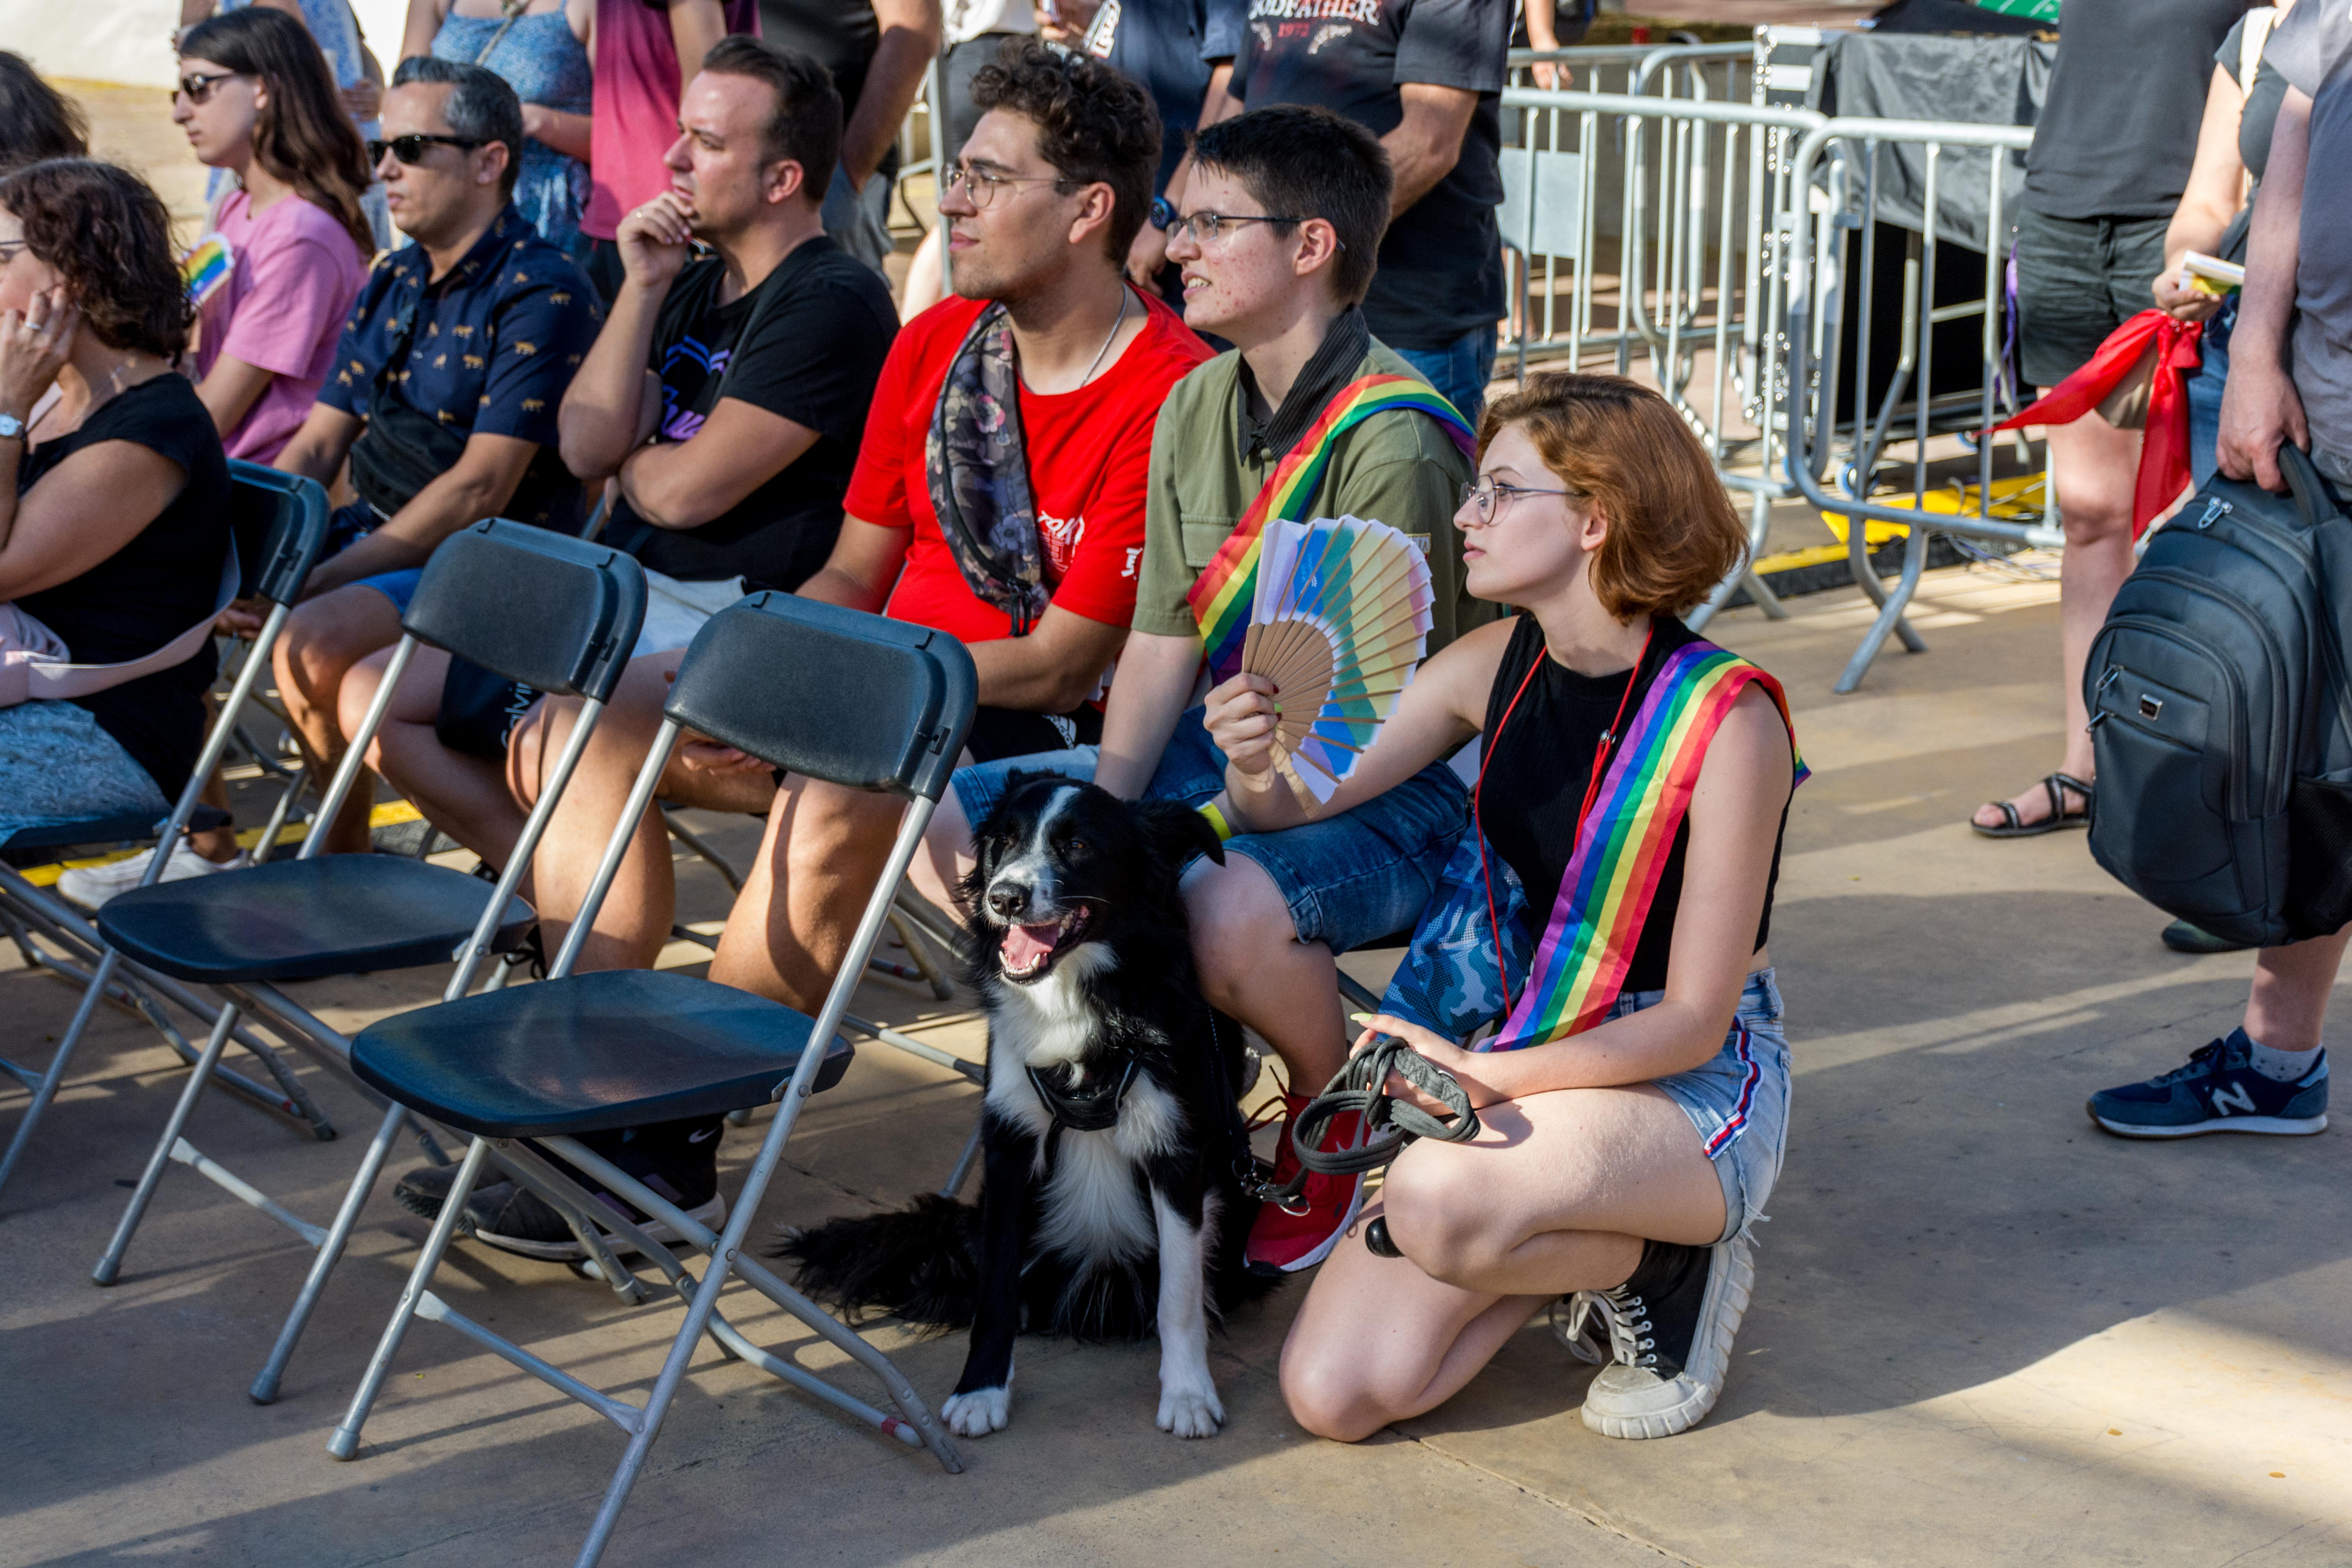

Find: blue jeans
<box><xmin>2185</xmin><ymin>295</ymin><xmax>2236</xmax><ymax>492</ymax></box>
<box><xmin>950</xmin><ymin>706</ymin><xmax>1469</xmax><ymax>956</ymax></box>
<box><xmin>1622</xmin><ymin>969</ymin><xmax>1791</xmax><ymax>1245</ymax></box>
<box><xmin>1390</xmin><ymin>326</ymin><xmax>1500</xmax><ymax>426</ymax></box>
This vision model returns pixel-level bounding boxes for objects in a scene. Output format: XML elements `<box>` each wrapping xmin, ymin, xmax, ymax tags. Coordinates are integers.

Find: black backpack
<box><xmin>2085</xmin><ymin>443</ymin><xmax>2352</xmax><ymax>947</ymax></box>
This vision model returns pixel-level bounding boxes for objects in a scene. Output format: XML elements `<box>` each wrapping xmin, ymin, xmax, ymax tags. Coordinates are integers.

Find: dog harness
<box><xmin>1026</xmin><ymin>1048</ymin><xmax>1142</xmax><ymax>1134</ymax></box>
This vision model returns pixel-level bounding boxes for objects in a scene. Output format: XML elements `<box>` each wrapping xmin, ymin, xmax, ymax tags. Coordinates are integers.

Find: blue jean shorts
<box><xmin>325</xmin><ymin>499</ymin><xmax>424</xmax><ymax>613</ymax></box>
<box><xmin>949</xmin><ymin>705</ymin><xmax>1470</xmax><ymax>956</ymax></box>
<box><xmin>1617</xmin><ymin>968</ymin><xmax>1791</xmax><ymax>1245</ymax></box>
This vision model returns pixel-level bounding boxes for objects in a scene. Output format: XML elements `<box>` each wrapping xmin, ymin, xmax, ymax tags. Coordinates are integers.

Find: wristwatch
<box><xmin>0</xmin><ymin>411</ymin><xmax>25</xmax><ymax>443</ymax></box>
<box><xmin>1149</xmin><ymin>196</ymin><xmax>1175</xmax><ymax>232</ymax></box>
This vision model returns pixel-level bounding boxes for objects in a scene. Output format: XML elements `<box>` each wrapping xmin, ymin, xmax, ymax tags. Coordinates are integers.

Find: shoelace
<box><xmin>1244</xmin><ymin>1033</ymin><xmax>1481</xmax><ymax>1214</ymax></box>
<box><xmin>2155</xmin><ymin>1042</ymin><xmax>2226</xmax><ymax>1084</ymax></box>
<box><xmin>1559</xmin><ymin>1283</ymin><xmax>1657</xmax><ymax>1368</ymax></box>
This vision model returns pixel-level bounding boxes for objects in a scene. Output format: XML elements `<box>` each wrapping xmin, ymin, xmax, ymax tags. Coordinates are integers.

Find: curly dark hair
<box><xmin>181</xmin><ymin>7</ymin><xmax>375</xmax><ymax>255</ymax></box>
<box><xmin>0</xmin><ymin>159</ymin><xmax>194</xmax><ymax>360</ymax></box>
<box><xmin>969</xmin><ymin>40</ymin><xmax>1160</xmax><ymax>262</ymax></box>
<box><xmin>0</xmin><ymin>53</ymin><xmax>89</xmax><ymax>175</ymax></box>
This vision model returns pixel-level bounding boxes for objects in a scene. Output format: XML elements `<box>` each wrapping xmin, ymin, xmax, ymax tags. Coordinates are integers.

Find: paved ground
<box><xmin>7</xmin><ymin>561</ymin><xmax>2351</xmax><ymax>1568</ymax></box>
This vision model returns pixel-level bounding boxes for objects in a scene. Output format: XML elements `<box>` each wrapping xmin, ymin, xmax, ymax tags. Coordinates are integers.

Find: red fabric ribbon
<box><xmin>1993</xmin><ymin>308</ymin><xmax>2203</xmax><ymax>538</ymax></box>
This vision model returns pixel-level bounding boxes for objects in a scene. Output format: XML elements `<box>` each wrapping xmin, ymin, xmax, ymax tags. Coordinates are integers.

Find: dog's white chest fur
<box><xmin>985</xmin><ymin>946</ymin><xmax>1184</xmax><ymax>1265</ymax></box>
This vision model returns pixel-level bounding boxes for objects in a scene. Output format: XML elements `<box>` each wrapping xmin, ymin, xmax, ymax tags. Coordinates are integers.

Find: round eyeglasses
<box><xmin>1460</xmin><ymin>476</ymin><xmax>1576</xmax><ymax>524</ymax></box>
<box><xmin>942</xmin><ymin>162</ymin><xmax>1074</xmax><ymax>210</ymax></box>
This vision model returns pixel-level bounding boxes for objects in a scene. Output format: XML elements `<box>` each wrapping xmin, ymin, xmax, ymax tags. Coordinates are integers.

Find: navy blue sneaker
<box><xmin>2087</xmin><ymin>1030</ymin><xmax>2328</xmax><ymax>1138</ymax></box>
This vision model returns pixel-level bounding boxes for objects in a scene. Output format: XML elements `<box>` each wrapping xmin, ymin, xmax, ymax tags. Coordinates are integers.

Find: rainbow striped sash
<box><xmin>1488</xmin><ymin>641</ymin><xmax>1807</xmax><ymax>1051</ymax></box>
<box><xmin>1185</xmin><ymin>373</ymin><xmax>1475</xmax><ymax>681</ymax></box>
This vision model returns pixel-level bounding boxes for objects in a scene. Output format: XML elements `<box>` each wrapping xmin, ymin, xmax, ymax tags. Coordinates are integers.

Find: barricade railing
<box><xmin>1782</xmin><ymin>116</ymin><xmax>2051</xmax><ymax>691</ymax></box>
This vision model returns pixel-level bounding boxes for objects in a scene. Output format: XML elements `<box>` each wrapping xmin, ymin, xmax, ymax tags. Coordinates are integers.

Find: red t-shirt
<box><xmin>845</xmin><ymin>290</ymin><xmax>1210</xmax><ymax>645</ymax></box>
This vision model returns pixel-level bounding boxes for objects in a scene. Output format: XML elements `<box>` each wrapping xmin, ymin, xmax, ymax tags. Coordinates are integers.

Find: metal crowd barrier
<box><xmin>1498</xmin><ymin>52</ymin><xmax>2052</xmax><ymax>684</ymax></box>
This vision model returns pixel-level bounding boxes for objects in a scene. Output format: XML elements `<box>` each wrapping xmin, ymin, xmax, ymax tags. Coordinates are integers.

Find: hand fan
<box><xmin>1239</xmin><ymin>515</ymin><xmax>1435</xmax><ymax>811</ymax></box>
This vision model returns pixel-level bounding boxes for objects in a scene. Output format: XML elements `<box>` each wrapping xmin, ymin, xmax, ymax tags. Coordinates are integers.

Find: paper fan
<box><xmin>1240</xmin><ymin>515</ymin><xmax>1435</xmax><ymax>811</ymax></box>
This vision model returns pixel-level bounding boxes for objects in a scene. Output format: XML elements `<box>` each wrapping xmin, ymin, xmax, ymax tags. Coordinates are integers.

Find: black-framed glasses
<box><xmin>173</xmin><ymin>69</ymin><xmax>245</xmax><ymax>105</ymax></box>
<box><xmin>367</xmin><ymin>133</ymin><xmax>488</xmax><ymax>167</ymax></box>
<box><xmin>941</xmin><ymin>161</ymin><xmax>1074</xmax><ymax>210</ymax></box>
<box><xmin>1169</xmin><ymin>210</ymin><xmax>1310</xmax><ymax>246</ymax></box>
<box><xmin>0</xmin><ymin>239</ymin><xmax>29</xmax><ymax>264</ymax></box>
<box><xmin>1461</xmin><ymin>475</ymin><xmax>1576</xmax><ymax>524</ymax></box>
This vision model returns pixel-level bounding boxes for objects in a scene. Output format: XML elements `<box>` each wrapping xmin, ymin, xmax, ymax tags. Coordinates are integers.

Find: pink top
<box><xmin>195</xmin><ymin>189</ymin><xmax>370</xmax><ymax>463</ymax></box>
<box><xmin>583</xmin><ymin>0</ymin><xmax>760</xmax><ymax>240</ymax></box>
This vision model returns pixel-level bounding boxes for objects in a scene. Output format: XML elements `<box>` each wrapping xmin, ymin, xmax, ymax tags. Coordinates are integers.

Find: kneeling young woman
<box><xmin>1203</xmin><ymin>373</ymin><xmax>1798</xmax><ymax>1443</ymax></box>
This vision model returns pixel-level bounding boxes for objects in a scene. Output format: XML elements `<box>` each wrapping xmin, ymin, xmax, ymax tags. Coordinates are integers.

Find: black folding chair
<box><xmin>0</xmin><ymin>463</ymin><xmax>334</xmax><ymax>1201</ymax></box>
<box><xmin>328</xmin><ymin>592</ymin><xmax>973</xmax><ymax>1563</ymax></box>
<box><xmin>80</xmin><ymin>524</ymin><xmax>648</xmax><ymax>1408</ymax></box>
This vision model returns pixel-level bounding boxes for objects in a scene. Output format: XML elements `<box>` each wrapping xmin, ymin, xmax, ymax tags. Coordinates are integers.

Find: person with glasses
<box><xmin>261</xmin><ymin>55</ymin><xmax>601</xmax><ymax>857</ymax></box>
<box><xmin>920</xmin><ymin>105</ymin><xmax>1486</xmax><ymax>1278</ymax></box>
<box><xmin>1201</xmin><ymin>373</ymin><xmax>1798</xmax><ymax>1447</ymax></box>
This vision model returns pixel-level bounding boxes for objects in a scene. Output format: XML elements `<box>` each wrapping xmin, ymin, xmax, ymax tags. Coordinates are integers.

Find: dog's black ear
<box><xmin>1132</xmin><ymin>798</ymin><xmax>1227</xmax><ymax>868</ymax></box>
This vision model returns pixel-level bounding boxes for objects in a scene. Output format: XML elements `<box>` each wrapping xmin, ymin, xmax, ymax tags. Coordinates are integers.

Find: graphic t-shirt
<box><xmin>584</xmin><ymin>0</ymin><xmax>762</xmax><ymax>240</ymax></box>
<box><xmin>602</xmin><ymin>239</ymin><xmax>900</xmax><ymax>590</ymax></box>
<box><xmin>843</xmin><ymin>290</ymin><xmax>1211</xmax><ymax>644</ymax></box>
<box><xmin>1232</xmin><ymin>0</ymin><xmax>1510</xmax><ymax>348</ymax></box>
<box><xmin>195</xmin><ymin>189</ymin><xmax>370</xmax><ymax>463</ymax></box>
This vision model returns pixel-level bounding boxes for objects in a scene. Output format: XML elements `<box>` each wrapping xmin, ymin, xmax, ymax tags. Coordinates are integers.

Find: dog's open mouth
<box><xmin>998</xmin><ymin>909</ymin><xmax>1089</xmax><ymax>982</ymax></box>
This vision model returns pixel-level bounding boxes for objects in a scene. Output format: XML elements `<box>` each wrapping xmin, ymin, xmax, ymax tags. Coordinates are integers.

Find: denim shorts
<box><xmin>1618</xmin><ymin>968</ymin><xmax>1791</xmax><ymax>1245</ymax></box>
<box><xmin>949</xmin><ymin>705</ymin><xmax>1470</xmax><ymax>956</ymax></box>
<box><xmin>326</xmin><ymin>499</ymin><xmax>424</xmax><ymax>614</ymax></box>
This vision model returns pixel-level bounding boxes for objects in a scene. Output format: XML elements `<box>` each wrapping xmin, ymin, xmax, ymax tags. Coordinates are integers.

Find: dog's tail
<box><xmin>768</xmin><ymin>1193</ymin><xmax>981</xmax><ymax>1329</ymax></box>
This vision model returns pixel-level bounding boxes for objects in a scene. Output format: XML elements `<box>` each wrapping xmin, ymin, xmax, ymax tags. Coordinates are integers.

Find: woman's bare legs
<box><xmin>1975</xmin><ymin>410</ymin><xmax>2140</xmax><ymax>830</ymax></box>
<box><xmin>1281</xmin><ymin>1082</ymin><xmax>1724</xmax><ymax>1442</ymax></box>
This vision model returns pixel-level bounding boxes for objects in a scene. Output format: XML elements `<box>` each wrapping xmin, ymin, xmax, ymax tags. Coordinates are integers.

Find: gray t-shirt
<box><xmin>2264</xmin><ymin>0</ymin><xmax>2352</xmax><ymax>464</ymax></box>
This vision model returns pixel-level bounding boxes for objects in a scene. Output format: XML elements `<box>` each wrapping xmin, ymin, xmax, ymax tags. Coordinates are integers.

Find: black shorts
<box><xmin>2013</xmin><ymin>206</ymin><xmax>2169</xmax><ymax>390</ymax></box>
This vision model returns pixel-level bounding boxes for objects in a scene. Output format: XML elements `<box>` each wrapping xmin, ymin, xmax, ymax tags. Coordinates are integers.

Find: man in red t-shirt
<box><xmin>388</xmin><ymin>44</ymin><xmax>1207</xmax><ymax>1259</ymax></box>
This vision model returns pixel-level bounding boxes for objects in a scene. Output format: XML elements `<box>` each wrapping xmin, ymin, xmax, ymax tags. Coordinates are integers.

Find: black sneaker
<box><xmin>392</xmin><ymin>1161</ymin><xmax>482</xmax><ymax>1222</ymax></box>
<box><xmin>2160</xmin><ymin>919</ymin><xmax>2254</xmax><ymax>955</ymax></box>
<box><xmin>2087</xmin><ymin>1029</ymin><xmax>2328</xmax><ymax>1138</ymax></box>
<box><xmin>465</xmin><ymin>1116</ymin><xmax>728</xmax><ymax>1261</ymax></box>
<box><xmin>1570</xmin><ymin>1235</ymin><xmax>1754</xmax><ymax>1439</ymax></box>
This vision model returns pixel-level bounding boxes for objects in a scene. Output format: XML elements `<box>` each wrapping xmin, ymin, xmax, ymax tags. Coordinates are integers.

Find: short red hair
<box><xmin>1477</xmin><ymin>373</ymin><xmax>1745</xmax><ymax>620</ymax></box>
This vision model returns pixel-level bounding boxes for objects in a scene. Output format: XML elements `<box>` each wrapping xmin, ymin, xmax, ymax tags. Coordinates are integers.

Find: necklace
<box><xmin>1077</xmin><ymin>285</ymin><xmax>1130</xmax><ymax>387</ymax></box>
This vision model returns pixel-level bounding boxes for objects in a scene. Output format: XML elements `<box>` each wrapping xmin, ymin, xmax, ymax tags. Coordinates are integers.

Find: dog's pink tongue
<box><xmin>1001</xmin><ymin>922</ymin><xmax>1059</xmax><ymax>971</ymax></box>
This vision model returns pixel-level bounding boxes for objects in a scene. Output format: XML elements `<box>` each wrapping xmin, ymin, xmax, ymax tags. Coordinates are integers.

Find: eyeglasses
<box><xmin>367</xmin><ymin>133</ymin><xmax>488</xmax><ymax>166</ymax></box>
<box><xmin>941</xmin><ymin>162</ymin><xmax>1074</xmax><ymax>210</ymax></box>
<box><xmin>1168</xmin><ymin>210</ymin><xmax>1310</xmax><ymax>246</ymax></box>
<box><xmin>1460</xmin><ymin>475</ymin><xmax>1577</xmax><ymax>524</ymax></box>
<box><xmin>173</xmin><ymin>69</ymin><xmax>245</xmax><ymax>105</ymax></box>
<box><xmin>0</xmin><ymin>239</ymin><xmax>28</xmax><ymax>263</ymax></box>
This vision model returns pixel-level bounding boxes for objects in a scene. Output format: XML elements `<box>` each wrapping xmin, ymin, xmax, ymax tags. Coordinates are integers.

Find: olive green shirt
<box><xmin>1132</xmin><ymin>338</ymin><xmax>1494</xmax><ymax>651</ymax></box>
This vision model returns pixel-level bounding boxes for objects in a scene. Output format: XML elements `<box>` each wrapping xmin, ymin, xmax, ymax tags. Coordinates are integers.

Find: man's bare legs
<box><xmin>2245</xmin><ymin>927</ymin><xmax>2352</xmax><ymax>1054</ymax></box>
<box><xmin>275</xmin><ymin>586</ymin><xmax>406</xmax><ymax>855</ymax></box>
<box><xmin>341</xmin><ymin>645</ymin><xmax>530</xmax><ymax>875</ymax></box>
<box><xmin>506</xmin><ymin>650</ymin><xmax>778</xmax><ymax>975</ymax></box>
<box><xmin>706</xmin><ymin>774</ymin><xmax>906</xmax><ymax>1012</ymax></box>
<box><xmin>1974</xmin><ymin>411</ymin><xmax>2140</xmax><ymax>831</ymax></box>
<box><xmin>1281</xmin><ymin>1083</ymin><xmax>1723</xmax><ymax>1441</ymax></box>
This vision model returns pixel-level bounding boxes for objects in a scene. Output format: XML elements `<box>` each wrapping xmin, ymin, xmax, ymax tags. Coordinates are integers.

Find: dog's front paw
<box><xmin>1155</xmin><ymin>1379</ymin><xmax>1225</xmax><ymax>1439</ymax></box>
<box><xmin>942</xmin><ymin>1385</ymin><xmax>1011</xmax><ymax>1438</ymax></box>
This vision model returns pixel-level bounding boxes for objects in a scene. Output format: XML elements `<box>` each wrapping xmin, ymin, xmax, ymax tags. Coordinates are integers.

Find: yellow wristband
<box><xmin>1197</xmin><ymin>801</ymin><xmax>1235</xmax><ymax>842</ymax></box>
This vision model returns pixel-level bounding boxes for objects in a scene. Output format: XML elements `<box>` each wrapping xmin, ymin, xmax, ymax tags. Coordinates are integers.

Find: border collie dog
<box><xmin>778</xmin><ymin>774</ymin><xmax>1270</xmax><ymax>1438</ymax></box>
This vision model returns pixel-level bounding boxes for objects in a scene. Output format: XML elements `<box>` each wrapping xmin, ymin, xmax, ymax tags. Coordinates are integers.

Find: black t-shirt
<box><xmin>16</xmin><ymin>375</ymin><xmax>232</xmax><ymax>799</ymax></box>
<box><xmin>603</xmin><ymin>237</ymin><xmax>898</xmax><ymax>590</ymax></box>
<box><xmin>1233</xmin><ymin>0</ymin><xmax>1510</xmax><ymax>349</ymax></box>
<box><xmin>759</xmin><ymin>0</ymin><xmax>898</xmax><ymax>179</ymax></box>
<box><xmin>1476</xmin><ymin>614</ymin><xmax>1783</xmax><ymax>993</ymax></box>
<box><xmin>2024</xmin><ymin>0</ymin><xmax>2250</xmax><ymax>220</ymax></box>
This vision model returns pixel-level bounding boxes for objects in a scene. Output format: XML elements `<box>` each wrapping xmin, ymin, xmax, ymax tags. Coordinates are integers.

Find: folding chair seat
<box><xmin>330</xmin><ymin>591</ymin><xmax>975</xmax><ymax>1565</ymax></box>
<box><xmin>354</xmin><ymin>969</ymin><xmax>854</xmax><ymax>1136</ymax></box>
<box><xmin>70</xmin><ymin>523</ymin><xmax>648</xmax><ymax>1415</ymax></box>
<box><xmin>99</xmin><ymin>855</ymin><xmax>533</xmax><ymax>984</ymax></box>
<box><xmin>0</xmin><ymin>464</ymin><xmax>333</xmax><ymax>1201</ymax></box>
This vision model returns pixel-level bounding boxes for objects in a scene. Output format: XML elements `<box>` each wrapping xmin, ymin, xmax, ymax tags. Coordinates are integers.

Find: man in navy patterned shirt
<box><xmin>267</xmin><ymin>57</ymin><xmax>602</xmax><ymax>855</ymax></box>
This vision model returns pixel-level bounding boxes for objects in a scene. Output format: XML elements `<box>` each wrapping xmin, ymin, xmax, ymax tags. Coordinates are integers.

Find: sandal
<box><xmin>1971</xmin><ymin>772</ymin><xmax>2092</xmax><ymax>838</ymax></box>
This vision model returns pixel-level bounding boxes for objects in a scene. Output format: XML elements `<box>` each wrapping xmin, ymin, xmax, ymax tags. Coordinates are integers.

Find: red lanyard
<box><xmin>1469</xmin><ymin>623</ymin><xmax>1653</xmax><ymax>1018</ymax></box>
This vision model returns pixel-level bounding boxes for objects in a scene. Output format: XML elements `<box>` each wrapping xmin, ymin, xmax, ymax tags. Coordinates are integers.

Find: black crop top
<box><xmin>1474</xmin><ymin>613</ymin><xmax>1786</xmax><ymax>993</ymax></box>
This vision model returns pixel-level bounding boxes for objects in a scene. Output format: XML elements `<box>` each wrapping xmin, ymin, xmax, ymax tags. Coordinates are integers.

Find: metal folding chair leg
<box><xmin>248</xmin><ymin>1098</ymin><xmax>414</xmax><ymax>1403</ymax></box>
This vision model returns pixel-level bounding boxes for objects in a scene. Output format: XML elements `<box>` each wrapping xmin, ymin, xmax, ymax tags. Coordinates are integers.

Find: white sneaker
<box><xmin>56</xmin><ymin>845</ymin><xmax>243</xmax><ymax>910</ymax></box>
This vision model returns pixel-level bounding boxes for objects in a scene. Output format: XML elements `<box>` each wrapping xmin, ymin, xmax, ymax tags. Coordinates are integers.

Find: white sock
<box><xmin>2245</xmin><ymin>1034</ymin><xmax>2324</xmax><ymax>1083</ymax></box>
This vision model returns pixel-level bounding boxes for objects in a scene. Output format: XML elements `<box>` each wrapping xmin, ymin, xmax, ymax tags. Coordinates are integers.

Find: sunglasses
<box><xmin>172</xmin><ymin>69</ymin><xmax>245</xmax><ymax>105</ymax></box>
<box><xmin>367</xmin><ymin>133</ymin><xmax>488</xmax><ymax>166</ymax></box>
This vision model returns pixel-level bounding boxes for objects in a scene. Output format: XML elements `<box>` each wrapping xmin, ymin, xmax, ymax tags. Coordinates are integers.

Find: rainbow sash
<box><xmin>1185</xmin><ymin>373</ymin><xmax>1475</xmax><ymax>681</ymax></box>
<box><xmin>1490</xmin><ymin>641</ymin><xmax>1806</xmax><ymax>1049</ymax></box>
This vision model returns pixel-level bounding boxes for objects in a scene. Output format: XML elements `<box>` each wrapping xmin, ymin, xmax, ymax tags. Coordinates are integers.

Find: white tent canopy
<box><xmin>4</xmin><ymin>0</ymin><xmax>408</xmax><ymax>91</ymax></box>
